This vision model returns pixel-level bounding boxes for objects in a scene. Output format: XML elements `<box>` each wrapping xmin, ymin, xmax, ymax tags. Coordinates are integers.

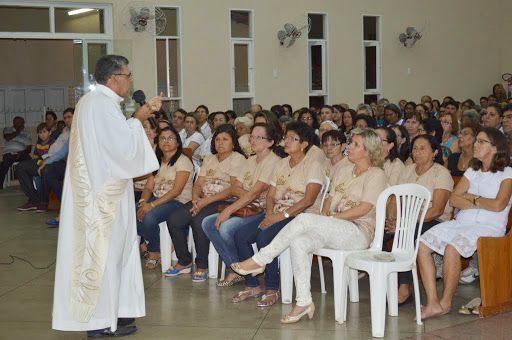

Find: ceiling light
<box><xmin>68</xmin><ymin>8</ymin><xmax>95</xmax><ymax>16</ymax></box>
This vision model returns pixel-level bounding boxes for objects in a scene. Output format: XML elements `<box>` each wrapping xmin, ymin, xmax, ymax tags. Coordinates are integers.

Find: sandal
<box><xmin>257</xmin><ymin>290</ymin><xmax>279</xmax><ymax>308</ymax></box>
<box><xmin>231</xmin><ymin>287</ymin><xmax>262</xmax><ymax>303</ymax></box>
<box><xmin>458</xmin><ymin>297</ymin><xmax>481</xmax><ymax>315</ymax></box>
<box><xmin>217</xmin><ymin>274</ymin><xmax>244</xmax><ymax>287</ymax></box>
<box><xmin>145</xmin><ymin>257</ymin><xmax>161</xmax><ymax>270</ymax></box>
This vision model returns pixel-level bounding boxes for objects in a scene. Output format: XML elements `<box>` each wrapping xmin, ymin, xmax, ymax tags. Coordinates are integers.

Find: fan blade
<box><xmin>277</xmin><ymin>30</ymin><xmax>287</xmax><ymax>41</ymax></box>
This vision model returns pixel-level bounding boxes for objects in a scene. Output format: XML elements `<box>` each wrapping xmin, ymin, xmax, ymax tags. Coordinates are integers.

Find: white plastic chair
<box><xmin>341</xmin><ymin>183</ymin><xmax>431</xmax><ymax>338</ymax></box>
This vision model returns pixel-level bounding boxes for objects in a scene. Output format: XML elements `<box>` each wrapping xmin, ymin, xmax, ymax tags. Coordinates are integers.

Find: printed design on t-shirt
<box><xmin>203</xmin><ymin>178</ymin><xmax>229</xmax><ymax>197</ymax></box>
<box><xmin>206</xmin><ymin>168</ymin><xmax>215</xmax><ymax>177</ymax></box>
<box><xmin>276</xmin><ymin>175</ymin><xmax>286</xmax><ymax>186</ymax></box>
<box><xmin>243</xmin><ymin>171</ymin><xmax>253</xmax><ymax>187</ymax></box>
<box><xmin>153</xmin><ymin>179</ymin><xmax>174</xmax><ymax>198</ymax></box>
<box><xmin>274</xmin><ymin>189</ymin><xmax>304</xmax><ymax>212</ymax></box>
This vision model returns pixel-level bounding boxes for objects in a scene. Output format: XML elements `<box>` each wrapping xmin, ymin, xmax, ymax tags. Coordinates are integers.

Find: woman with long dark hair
<box><xmin>137</xmin><ymin>126</ymin><xmax>194</xmax><ymax>269</ymax></box>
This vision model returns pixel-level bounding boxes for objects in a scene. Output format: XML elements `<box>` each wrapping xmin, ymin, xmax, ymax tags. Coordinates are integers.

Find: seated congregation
<box><xmin>3</xmin><ymin>87</ymin><xmax>512</xmax><ymax>334</ymax></box>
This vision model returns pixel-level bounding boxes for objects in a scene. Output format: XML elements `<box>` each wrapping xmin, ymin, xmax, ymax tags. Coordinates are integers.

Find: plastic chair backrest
<box><xmin>319</xmin><ymin>175</ymin><xmax>330</xmax><ymax>212</ymax></box>
<box><xmin>390</xmin><ymin>183</ymin><xmax>431</xmax><ymax>259</ymax></box>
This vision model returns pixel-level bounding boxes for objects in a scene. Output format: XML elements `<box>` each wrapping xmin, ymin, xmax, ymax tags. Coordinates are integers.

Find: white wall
<box><xmin>3</xmin><ymin>0</ymin><xmax>508</xmax><ymax>111</ymax></box>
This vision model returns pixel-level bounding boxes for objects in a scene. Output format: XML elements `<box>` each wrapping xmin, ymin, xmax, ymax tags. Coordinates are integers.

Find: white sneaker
<box><xmin>433</xmin><ymin>254</ymin><xmax>443</xmax><ymax>279</ymax></box>
<box><xmin>459</xmin><ymin>266</ymin><xmax>479</xmax><ymax>284</ymax></box>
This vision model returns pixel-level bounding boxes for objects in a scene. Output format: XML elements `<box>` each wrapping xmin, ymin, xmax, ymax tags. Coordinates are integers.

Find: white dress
<box><xmin>52</xmin><ymin>84</ymin><xmax>159</xmax><ymax>331</ymax></box>
<box><xmin>421</xmin><ymin>167</ymin><xmax>512</xmax><ymax>258</ymax></box>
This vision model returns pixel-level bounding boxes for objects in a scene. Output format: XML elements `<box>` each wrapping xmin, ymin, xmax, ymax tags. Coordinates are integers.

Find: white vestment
<box><xmin>52</xmin><ymin>84</ymin><xmax>159</xmax><ymax>331</ymax></box>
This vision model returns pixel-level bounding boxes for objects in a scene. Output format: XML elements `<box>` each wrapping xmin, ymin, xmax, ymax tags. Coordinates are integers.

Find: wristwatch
<box><xmin>283</xmin><ymin>210</ymin><xmax>290</xmax><ymax>218</ymax></box>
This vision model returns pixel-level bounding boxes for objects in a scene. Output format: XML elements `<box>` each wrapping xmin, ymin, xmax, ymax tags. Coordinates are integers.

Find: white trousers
<box><xmin>253</xmin><ymin>213</ymin><xmax>368</xmax><ymax>306</ymax></box>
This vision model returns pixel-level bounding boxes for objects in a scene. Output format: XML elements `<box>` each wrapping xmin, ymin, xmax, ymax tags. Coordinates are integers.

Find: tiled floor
<box><xmin>0</xmin><ymin>186</ymin><xmax>510</xmax><ymax>339</ymax></box>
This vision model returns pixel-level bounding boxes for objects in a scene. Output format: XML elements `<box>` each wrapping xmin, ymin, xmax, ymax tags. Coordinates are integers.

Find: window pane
<box><xmin>155</xmin><ymin>39</ymin><xmax>180</xmax><ymax>98</ymax></box>
<box><xmin>310</xmin><ymin>45</ymin><xmax>323</xmax><ymax>91</ymax></box>
<box><xmin>365</xmin><ymin>46</ymin><xmax>377</xmax><ymax>90</ymax></box>
<box><xmin>156</xmin><ymin>40</ymin><xmax>167</xmax><ymax>96</ymax></box>
<box><xmin>234</xmin><ymin>44</ymin><xmax>249</xmax><ymax>93</ymax></box>
<box><xmin>231</xmin><ymin>11</ymin><xmax>250</xmax><ymax>38</ymax></box>
<box><xmin>168</xmin><ymin>40</ymin><xmax>180</xmax><ymax>97</ymax></box>
<box><xmin>364</xmin><ymin>95</ymin><xmax>378</xmax><ymax>105</ymax></box>
<box><xmin>157</xmin><ymin>8</ymin><xmax>178</xmax><ymax>36</ymax></box>
<box><xmin>162</xmin><ymin>100</ymin><xmax>180</xmax><ymax>117</ymax></box>
<box><xmin>233</xmin><ymin>98</ymin><xmax>252</xmax><ymax>116</ymax></box>
<box><xmin>363</xmin><ymin>16</ymin><xmax>378</xmax><ymax>41</ymax></box>
<box><xmin>308</xmin><ymin>14</ymin><xmax>324</xmax><ymax>39</ymax></box>
<box><xmin>309</xmin><ymin>96</ymin><xmax>325</xmax><ymax>111</ymax></box>
<box><xmin>87</xmin><ymin>43</ymin><xmax>107</xmax><ymax>82</ymax></box>
<box><xmin>0</xmin><ymin>6</ymin><xmax>50</xmax><ymax>32</ymax></box>
<box><xmin>54</xmin><ymin>8</ymin><xmax>104</xmax><ymax>33</ymax></box>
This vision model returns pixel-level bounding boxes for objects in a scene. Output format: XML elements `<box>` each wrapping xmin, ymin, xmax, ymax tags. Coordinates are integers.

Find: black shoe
<box><xmin>117</xmin><ymin>318</ymin><xmax>135</xmax><ymax>327</ymax></box>
<box><xmin>87</xmin><ymin>325</ymin><xmax>137</xmax><ymax>338</ymax></box>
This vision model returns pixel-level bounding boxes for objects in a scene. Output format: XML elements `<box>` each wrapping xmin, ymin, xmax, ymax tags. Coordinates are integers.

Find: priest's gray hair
<box><xmin>94</xmin><ymin>55</ymin><xmax>129</xmax><ymax>85</ymax></box>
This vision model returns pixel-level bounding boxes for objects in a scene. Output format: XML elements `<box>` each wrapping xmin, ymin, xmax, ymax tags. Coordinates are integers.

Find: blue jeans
<box><xmin>234</xmin><ymin>217</ymin><xmax>294</xmax><ymax>290</ymax></box>
<box><xmin>202</xmin><ymin>212</ymin><xmax>265</xmax><ymax>267</ymax></box>
<box><xmin>137</xmin><ymin>197</ymin><xmax>183</xmax><ymax>252</ymax></box>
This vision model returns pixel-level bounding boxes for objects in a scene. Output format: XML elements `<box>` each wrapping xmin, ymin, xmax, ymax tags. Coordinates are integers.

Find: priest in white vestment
<box><xmin>52</xmin><ymin>55</ymin><xmax>161</xmax><ymax>337</ymax></box>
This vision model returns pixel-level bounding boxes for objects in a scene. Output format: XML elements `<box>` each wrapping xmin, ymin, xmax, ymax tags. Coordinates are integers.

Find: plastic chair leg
<box><xmin>387</xmin><ymin>272</ymin><xmax>398</xmax><ymax>316</ymax></box>
<box><xmin>412</xmin><ymin>267</ymin><xmax>423</xmax><ymax>325</ymax></box>
<box><xmin>332</xmin><ymin>257</ymin><xmax>343</xmax><ymax>322</ymax></box>
<box><xmin>349</xmin><ymin>268</ymin><xmax>360</xmax><ymax>303</ymax></box>
<box><xmin>369</xmin><ymin>268</ymin><xmax>388</xmax><ymax>338</ymax></box>
<box><xmin>159</xmin><ymin>222</ymin><xmax>172</xmax><ymax>273</ymax></box>
<box><xmin>279</xmin><ymin>248</ymin><xmax>293</xmax><ymax>304</ymax></box>
<box><xmin>340</xmin><ymin>265</ymin><xmax>350</xmax><ymax>323</ymax></box>
<box><xmin>208</xmin><ymin>243</ymin><xmax>219</xmax><ymax>279</ymax></box>
<box><xmin>317</xmin><ymin>256</ymin><xmax>327</xmax><ymax>293</ymax></box>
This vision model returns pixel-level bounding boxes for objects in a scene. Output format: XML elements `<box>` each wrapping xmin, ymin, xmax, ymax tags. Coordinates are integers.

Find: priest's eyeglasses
<box><xmin>113</xmin><ymin>72</ymin><xmax>133</xmax><ymax>79</ymax></box>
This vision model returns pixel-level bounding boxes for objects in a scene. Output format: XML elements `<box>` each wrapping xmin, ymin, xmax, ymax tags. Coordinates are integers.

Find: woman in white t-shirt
<box><xmin>183</xmin><ymin>112</ymin><xmax>206</xmax><ymax>157</ymax></box>
<box><xmin>419</xmin><ymin>128</ymin><xmax>512</xmax><ymax>320</ymax></box>
<box><xmin>136</xmin><ymin>126</ymin><xmax>194</xmax><ymax>269</ymax></box>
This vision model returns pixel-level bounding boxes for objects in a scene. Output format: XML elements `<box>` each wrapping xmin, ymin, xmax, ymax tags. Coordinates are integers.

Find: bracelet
<box><xmin>150</xmin><ymin>202</ymin><xmax>156</xmax><ymax>209</ymax></box>
<box><xmin>473</xmin><ymin>195</ymin><xmax>481</xmax><ymax>206</ymax></box>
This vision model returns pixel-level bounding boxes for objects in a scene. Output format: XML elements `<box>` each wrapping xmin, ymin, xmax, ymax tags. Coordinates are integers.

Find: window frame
<box><xmin>154</xmin><ymin>5</ymin><xmax>183</xmax><ymax>109</ymax></box>
<box><xmin>307</xmin><ymin>12</ymin><xmax>328</xmax><ymax>104</ymax></box>
<box><xmin>0</xmin><ymin>1</ymin><xmax>113</xmax><ymax>40</ymax></box>
<box><xmin>229</xmin><ymin>8</ymin><xmax>254</xmax><ymax>110</ymax></box>
<box><xmin>362</xmin><ymin>15</ymin><xmax>382</xmax><ymax>99</ymax></box>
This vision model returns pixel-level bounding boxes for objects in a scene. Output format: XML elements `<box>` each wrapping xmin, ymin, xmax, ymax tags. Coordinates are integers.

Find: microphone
<box><xmin>132</xmin><ymin>90</ymin><xmax>146</xmax><ymax>106</ymax></box>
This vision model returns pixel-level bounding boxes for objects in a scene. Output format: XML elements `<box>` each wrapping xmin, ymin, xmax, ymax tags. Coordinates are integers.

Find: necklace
<box><xmin>352</xmin><ymin>165</ymin><xmax>369</xmax><ymax>178</ymax></box>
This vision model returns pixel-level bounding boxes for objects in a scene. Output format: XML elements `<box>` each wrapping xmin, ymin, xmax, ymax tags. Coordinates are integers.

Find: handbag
<box><xmin>218</xmin><ymin>203</ymin><xmax>263</xmax><ymax>218</ymax></box>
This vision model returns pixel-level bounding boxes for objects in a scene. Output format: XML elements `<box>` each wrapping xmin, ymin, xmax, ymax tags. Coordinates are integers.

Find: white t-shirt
<box><xmin>456</xmin><ymin>167</ymin><xmax>512</xmax><ymax>228</ymax></box>
<box><xmin>183</xmin><ymin>131</ymin><xmax>206</xmax><ymax>157</ymax></box>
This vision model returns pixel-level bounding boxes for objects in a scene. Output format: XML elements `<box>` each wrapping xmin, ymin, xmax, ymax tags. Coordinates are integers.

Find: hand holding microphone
<box><xmin>132</xmin><ymin>90</ymin><xmax>164</xmax><ymax>122</ymax></box>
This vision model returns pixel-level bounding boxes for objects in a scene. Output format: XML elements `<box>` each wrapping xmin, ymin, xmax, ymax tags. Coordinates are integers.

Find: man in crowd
<box><xmin>0</xmin><ymin>116</ymin><xmax>32</xmax><ymax>188</ymax></box>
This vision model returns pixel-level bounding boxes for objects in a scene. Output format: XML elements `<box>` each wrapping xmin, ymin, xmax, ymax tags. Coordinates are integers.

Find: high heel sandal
<box><xmin>231</xmin><ymin>262</ymin><xmax>265</xmax><ymax>277</ymax></box>
<box><xmin>280</xmin><ymin>303</ymin><xmax>315</xmax><ymax>324</ymax></box>
<box><xmin>231</xmin><ymin>287</ymin><xmax>262</xmax><ymax>303</ymax></box>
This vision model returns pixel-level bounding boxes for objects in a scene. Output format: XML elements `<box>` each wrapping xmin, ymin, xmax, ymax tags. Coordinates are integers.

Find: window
<box><xmin>230</xmin><ymin>10</ymin><xmax>254</xmax><ymax>116</ymax></box>
<box><xmin>363</xmin><ymin>16</ymin><xmax>381</xmax><ymax>103</ymax></box>
<box><xmin>156</xmin><ymin>7</ymin><xmax>181</xmax><ymax>114</ymax></box>
<box><xmin>0</xmin><ymin>4</ymin><xmax>112</xmax><ymax>39</ymax></box>
<box><xmin>308</xmin><ymin>13</ymin><xmax>327</xmax><ymax>109</ymax></box>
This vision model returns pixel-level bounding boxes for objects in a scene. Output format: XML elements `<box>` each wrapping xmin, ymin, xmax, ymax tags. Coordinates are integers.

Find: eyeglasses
<box><xmin>249</xmin><ymin>135</ymin><xmax>270</xmax><ymax>141</ymax></box>
<box><xmin>475</xmin><ymin>138</ymin><xmax>493</xmax><ymax>145</ymax></box>
<box><xmin>159</xmin><ymin>136</ymin><xmax>177</xmax><ymax>142</ymax></box>
<box><xmin>113</xmin><ymin>72</ymin><xmax>132</xmax><ymax>79</ymax></box>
